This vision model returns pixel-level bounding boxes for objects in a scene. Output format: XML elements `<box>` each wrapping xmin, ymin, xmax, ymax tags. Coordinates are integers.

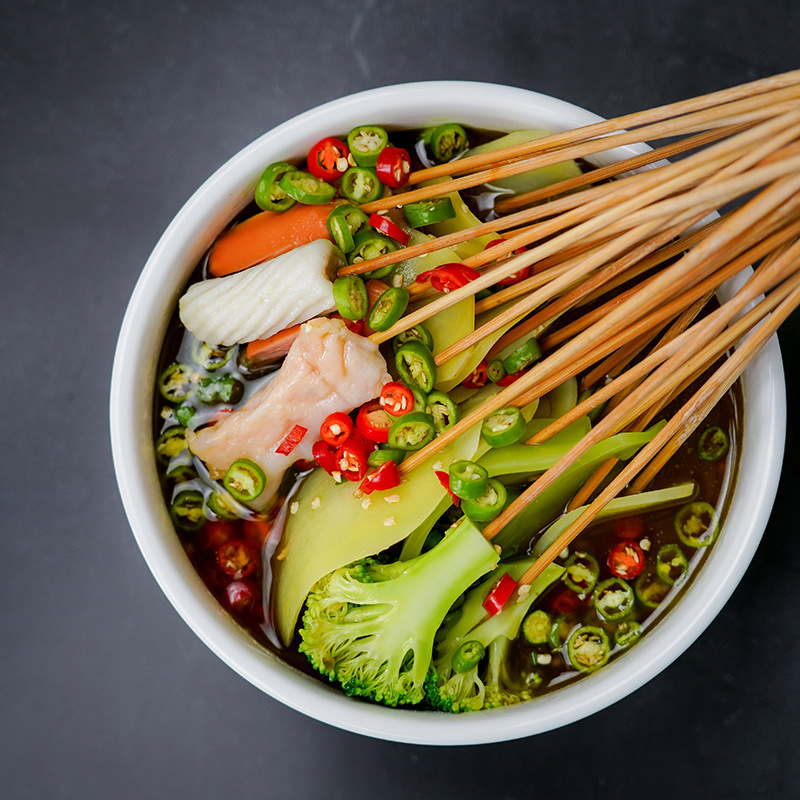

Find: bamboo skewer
<box><xmin>428</xmin><ymin>140</ymin><xmax>800</xmax><ymax>367</ymax></box>
<box><xmin>395</xmin><ymin>168</ymin><xmax>800</xmax><ymax>477</ymax></box>
<box><xmin>492</xmin><ymin>123</ymin><xmax>753</xmax><ymax>215</ymax></box>
<box><xmin>406</xmin><ymin>70</ymin><xmax>800</xmax><ymax>185</ymax></box>
<box><xmin>524</xmin><ymin>212</ymin><xmax>800</xmax><ymax>446</ymax></box>
<box><xmin>361</xmin><ymin>87</ymin><xmax>800</xmax><ymax>214</ymax></box>
<box><xmin>369</xmin><ymin>122</ymin><xmax>800</xmax><ymax>350</ymax></box>
<box><xmin>337</xmin><ymin>106</ymin><xmax>800</xmax><ymax>281</ymax></box>
<box><xmin>497</xmin><ymin>236</ymin><xmax>800</xmax><ymax>533</ymax></box>
<box><xmin>505</xmin><ymin>276</ymin><xmax>800</xmax><ymax>589</ymax></box>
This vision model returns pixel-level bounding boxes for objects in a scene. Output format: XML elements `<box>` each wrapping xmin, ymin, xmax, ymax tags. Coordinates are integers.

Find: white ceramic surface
<box><xmin>110</xmin><ymin>82</ymin><xmax>785</xmax><ymax>745</ymax></box>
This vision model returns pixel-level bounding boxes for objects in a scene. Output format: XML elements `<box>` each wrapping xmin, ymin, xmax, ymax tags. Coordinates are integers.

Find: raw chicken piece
<box><xmin>179</xmin><ymin>239</ymin><xmax>344</xmax><ymax>347</ymax></box>
<box><xmin>187</xmin><ymin>317</ymin><xmax>390</xmax><ymax>510</ymax></box>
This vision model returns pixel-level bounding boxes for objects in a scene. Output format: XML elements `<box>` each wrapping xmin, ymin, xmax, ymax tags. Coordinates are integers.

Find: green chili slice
<box><xmin>451</xmin><ymin>640</ymin><xmax>485</xmax><ymax>673</ymax></box>
<box><xmin>156</xmin><ymin>426</ymin><xmax>188</xmax><ymax>465</ymax></box>
<box><xmin>165</xmin><ymin>455</ymin><xmax>197</xmax><ymax>483</ymax></box>
<box><xmin>461</xmin><ymin>478</ymin><xmax>507</xmax><ymax>523</ymax></box>
<box><xmin>326</xmin><ymin>204</ymin><xmax>368</xmax><ymax>253</ymax></box>
<box><xmin>408</xmin><ymin>384</ymin><xmax>428</xmax><ymax>413</ymax></box>
<box><xmin>655</xmin><ymin>544</ymin><xmax>689</xmax><ymax>585</ymax></box>
<box><xmin>223</xmin><ymin>458</ymin><xmax>266</xmax><ymax>503</ymax></box>
<box><xmin>634</xmin><ymin>570</ymin><xmax>671</xmax><ymax>608</ymax></box>
<box><xmin>347</xmin><ymin>229</ymin><xmax>398</xmax><ymax>279</ymax></box>
<box><xmin>158</xmin><ymin>363</ymin><xmax>195</xmax><ymax>403</ymax></box>
<box><xmin>391</xmin><ymin>324</ymin><xmax>434</xmax><ymax>352</ymax></box>
<box><xmin>191</xmin><ymin>340</ymin><xmax>233</xmax><ymax>372</ymax></box>
<box><xmin>340</xmin><ymin>166</ymin><xmax>383</xmax><ymax>204</ymax></box>
<box><xmin>367</xmin><ymin>286</ymin><xmax>409</xmax><ymax>332</ymax></box>
<box><xmin>387</xmin><ymin>411</ymin><xmax>436</xmax><ymax>451</ymax></box>
<box><xmin>425</xmin><ymin>122</ymin><xmax>470</xmax><ymax>162</ymax></box>
<box><xmin>448</xmin><ymin>459</ymin><xmax>489</xmax><ymax>500</ymax></box>
<box><xmin>402</xmin><ymin>197</ymin><xmax>455</xmax><ymax>227</ymax></box>
<box><xmin>674</xmin><ymin>501</ymin><xmax>719</xmax><ymax>548</ymax></box>
<box><xmin>502</xmin><ymin>337</ymin><xmax>542</xmax><ymax>375</ymax></box>
<box><xmin>548</xmin><ymin>615</ymin><xmax>572</xmax><ymax>649</ymax></box>
<box><xmin>278</xmin><ymin>169</ymin><xmax>336</xmax><ymax>204</ymax></box>
<box><xmin>207</xmin><ymin>488</ymin><xmax>240</xmax><ymax>520</ymax></box>
<box><xmin>486</xmin><ymin>359</ymin><xmax>506</xmax><ymax>383</ymax></box>
<box><xmin>567</xmin><ymin>625</ymin><xmax>611</xmax><ymax>672</ymax></box>
<box><xmin>427</xmin><ymin>390</ymin><xmax>460</xmax><ymax>434</ymax></box>
<box><xmin>170</xmin><ymin>489</ymin><xmax>205</xmax><ymax>531</ymax></box>
<box><xmin>254</xmin><ymin>161</ymin><xmax>296</xmax><ymax>212</ymax></box>
<box><xmin>564</xmin><ymin>551</ymin><xmax>600</xmax><ymax>595</ymax></box>
<box><xmin>592</xmin><ymin>577</ymin><xmax>635</xmax><ymax>622</ymax></box>
<box><xmin>395</xmin><ymin>341</ymin><xmax>437</xmax><ymax>392</ymax></box>
<box><xmin>522</xmin><ymin>609</ymin><xmax>552</xmax><ymax>646</ymax></box>
<box><xmin>614</xmin><ymin>621</ymin><xmax>643</xmax><ymax>648</ymax></box>
<box><xmin>346</xmin><ymin>125</ymin><xmax>389</xmax><ymax>167</ymax></box>
<box><xmin>367</xmin><ymin>448</ymin><xmax>406</xmax><ymax>467</ymax></box>
<box><xmin>481</xmin><ymin>405</ymin><xmax>526</xmax><ymax>447</ymax></box>
<box><xmin>196</xmin><ymin>375</ymin><xmax>244</xmax><ymax>405</ymax></box>
<box><xmin>332</xmin><ymin>275</ymin><xmax>368</xmax><ymax>320</ymax></box>
<box><xmin>697</xmin><ymin>425</ymin><xmax>729</xmax><ymax>461</ymax></box>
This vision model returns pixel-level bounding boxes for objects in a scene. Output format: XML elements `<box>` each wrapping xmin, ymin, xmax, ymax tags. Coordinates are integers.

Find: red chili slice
<box><xmin>417</xmin><ymin>263</ymin><xmax>480</xmax><ymax>293</ymax></box>
<box><xmin>330</xmin><ymin>311</ymin><xmax>366</xmax><ymax>336</ymax></box>
<box><xmin>375</xmin><ymin>146</ymin><xmax>412</xmax><ymax>188</ymax></box>
<box><xmin>225</xmin><ymin>579</ymin><xmax>258</xmax><ymax>613</ymax></box>
<box><xmin>608</xmin><ymin>540</ymin><xmax>646</xmax><ymax>579</ymax></box>
<box><xmin>462</xmin><ymin>360</ymin><xmax>488</xmax><ymax>389</ymax></box>
<box><xmin>320</xmin><ymin>411</ymin><xmax>354</xmax><ymax>447</ymax></box>
<box><xmin>202</xmin><ymin>519</ymin><xmax>237</xmax><ymax>550</ymax></box>
<box><xmin>612</xmin><ymin>516</ymin><xmax>645</xmax><ymax>540</ymax></box>
<box><xmin>334</xmin><ymin>433</ymin><xmax>374</xmax><ymax>481</ymax></box>
<box><xmin>216</xmin><ymin>539</ymin><xmax>258</xmax><ymax>580</ymax></box>
<box><xmin>485</xmin><ymin>237</ymin><xmax>530</xmax><ymax>285</ymax></box>
<box><xmin>275</xmin><ymin>424</ymin><xmax>308</xmax><ymax>455</ymax></box>
<box><xmin>307</xmin><ymin>136</ymin><xmax>350</xmax><ymax>181</ymax></box>
<box><xmin>356</xmin><ymin>400</ymin><xmax>393</xmax><ymax>443</ymax></box>
<box><xmin>380</xmin><ymin>382</ymin><xmax>415</xmax><ymax>417</ymax></box>
<box><xmin>482</xmin><ymin>572</ymin><xmax>517</xmax><ymax>616</ymax></box>
<box><xmin>242</xmin><ymin>518</ymin><xmax>272</xmax><ymax>545</ymax></box>
<box><xmin>369</xmin><ymin>213</ymin><xmax>410</xmax><ymax>246</ymax></box>
<box><xmin>496</xmin><ymin>369</ymin><xmax>525</xmax><ymax>386</ymax></box>
<box><xmin>312</xmin><ymin>439</ymin><xmax>338</xmax><ymax>475</ymax></box>
<box><xmin>434</xmin><ymin>470</ymin><xmax>460</xmax><ymax>506</ymax></box>
<box><xmin>546</xmin><ymin>585</ymin><xmax>586</xmax><ymax>615</ymax></box>
<box><xmin>359</xmin><ymin>460</ymin><xmax>402</xmax><ymax>494</ymax></box>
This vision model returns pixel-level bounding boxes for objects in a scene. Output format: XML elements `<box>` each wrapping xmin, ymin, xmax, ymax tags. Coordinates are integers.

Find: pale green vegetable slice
<box><xmin>420</xmin><ymin>178</ymin><xmax>498</xmax><ymax>259</ymax></box>
<box><xmin>531</xmin><ymin>482</ymin><xmax>696</xmax><ymax>556</ymax></box>
<box><xmin>482</xmin><ymin>422</ymin><xmax>665</xmax><ymax>558</ymax></box>
<box><xmin>546</xmin><ymin>376</ymin><xmax>579</xmax><ymax>418</ymax></box>
<box><xmin>273</xmin><ymin>420</ymin><xmax>484</xmax><ymax>645</ymax></box>
<box><xmin>466</xmin><ymin>130</ymin><xmax>583</xmax><ymax>196</ymax></box>
<box><xmin>393</xmin><ymin>229</ymin><xmax>462</xmax><ymax>287</ymax></box>
<box><xmin>432</xmin><ymin>301</ymin><xmax>530</xmax><ymax>393</ymax></box>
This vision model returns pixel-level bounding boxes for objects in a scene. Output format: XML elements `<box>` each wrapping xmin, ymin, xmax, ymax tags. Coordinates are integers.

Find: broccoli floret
<box><xmin>426</xmin><ymin>560</ymin><xmax>564</xmax><ymax>712</ymax></box>
<box><xmin>298</xmin><ymin>517</ymin><xmax>499</xmax><ymax>707</ymax></box>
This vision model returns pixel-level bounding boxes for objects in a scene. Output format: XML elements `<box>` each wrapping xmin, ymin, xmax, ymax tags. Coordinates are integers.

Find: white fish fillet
<box><xmin>179</xmin><ymin>239</ymin><xmax>344</xmax><ymax>346</ymax></box>
<box><xmin>186</xmin><ymin>317</ymin><xmax>391</xmax><ymax>510</ymax></box>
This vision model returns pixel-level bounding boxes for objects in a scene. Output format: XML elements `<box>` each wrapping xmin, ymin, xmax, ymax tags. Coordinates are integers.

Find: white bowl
<box><xmin>110</xmin><ymin>81</ymin><xmax>785</xmax><ymax>745</ymax></box>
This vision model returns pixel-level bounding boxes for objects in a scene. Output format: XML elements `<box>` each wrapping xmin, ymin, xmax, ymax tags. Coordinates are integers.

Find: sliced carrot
<box><xmin>208</xmin><ymin>203</ymin><xmax>338</xmax><ymax>277</ymax></box>
<box><xmin>244</xmin><ymin>323</ymin><xmax>303</xmax><ymax>365</ymax></box>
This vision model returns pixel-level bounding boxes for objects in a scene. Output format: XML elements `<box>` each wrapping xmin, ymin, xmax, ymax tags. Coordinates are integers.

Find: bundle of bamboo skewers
<box><xmin>336</xmin><ymin>70</ymin><xmax>800</xmax><ymax>594</ymax></box>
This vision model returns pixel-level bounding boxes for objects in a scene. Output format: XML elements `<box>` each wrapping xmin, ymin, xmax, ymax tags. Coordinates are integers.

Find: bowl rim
<box><xmin>110</xmin><ymin>80</ymin><xmax>786</xmax><ymax>745</ymax></box>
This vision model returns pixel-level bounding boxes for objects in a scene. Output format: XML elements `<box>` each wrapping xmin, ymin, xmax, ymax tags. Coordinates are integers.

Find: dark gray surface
<box><xmin>2</xmin><ymin>1</ymin><xmax>799</xmax><ymax>797</ymax></box>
